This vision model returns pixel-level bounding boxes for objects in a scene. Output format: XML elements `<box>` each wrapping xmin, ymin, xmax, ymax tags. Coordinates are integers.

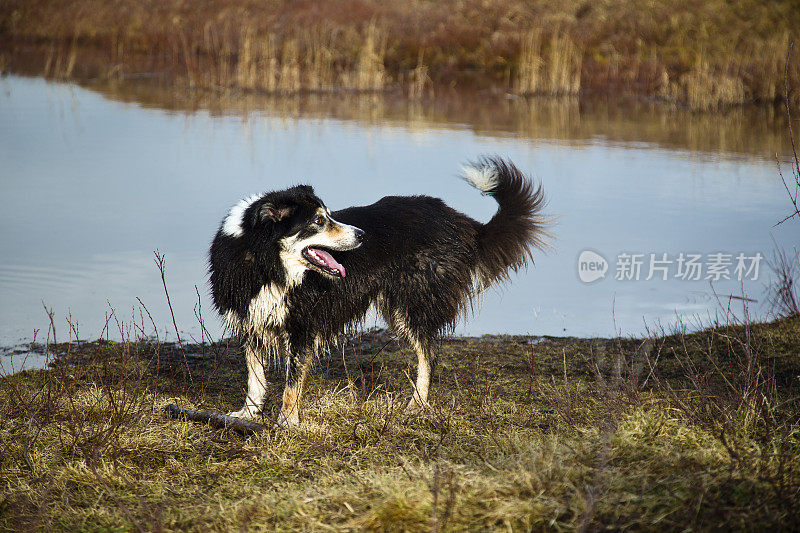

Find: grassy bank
<box><xmin>2</xmin><ymin>315</ymin><xmax>799</xmax><ymax>530</ymax></box>
<box><xmin>1</xmin><ymin>0</ymin><xmax>799</xmax><ymax>109</ymax></box>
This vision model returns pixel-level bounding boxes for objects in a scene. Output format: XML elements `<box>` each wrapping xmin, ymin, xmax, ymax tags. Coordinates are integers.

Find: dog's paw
<box><xmin>275</xmin><ymin>411</ymin><xmax>300</xmax><ymax>430</ymax></box>
<box><xmin>404</xmin><ymin>396</ymin><xmax>431</xmax><ymax>414</ymax></box>
<box><xmin>227</xmin><ymin>405</ymin><xmax>259</xmax><ymax>419</ymax></box>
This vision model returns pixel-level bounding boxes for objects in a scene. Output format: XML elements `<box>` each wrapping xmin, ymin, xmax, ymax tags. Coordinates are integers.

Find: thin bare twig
<box><xmin>776</xmin><ymin>41</ymin><xmax>800</xmax><ymax>227</ymax></box>
<box><xmin>154</xmin><ymin>250</ymin><xmax>194</xmax><ymax>387</ymax></box>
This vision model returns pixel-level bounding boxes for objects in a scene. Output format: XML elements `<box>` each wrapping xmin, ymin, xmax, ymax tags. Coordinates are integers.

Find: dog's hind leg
<box><xmin>277</xmin><ymin>349</ymin><xmax>312</xmax><ymax>428</ymax></box>
<box><xmin>406</xmin><ymin>338</ymin><xmax>435</xmax><ymax>413</ymax></box>
<box><xmin>387</xmin><ymin>311</ymin><xmax>435</xmax><ymax>413</ymax></box>
<box><xmin>229</xmin><ymin>339</ymin><xmax>273</xmax><ymax>419</ymax></box>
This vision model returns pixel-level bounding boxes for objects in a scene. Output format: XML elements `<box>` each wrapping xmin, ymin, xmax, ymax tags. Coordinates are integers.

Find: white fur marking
<box><xmin>228</xmin><ymin>343</ymin><xmax>271</xmax><ymax>418</ymax></box>
<box><xmin>221</xmin><ymin>193</ymin><xmax>262</xmax><ymax>237</ymax></box>
<box><xmin>280</xmin><ymin>248</ymin><xmax>311</xmax><ymax>286</ymax></box>
<box><xmin>461</xmin><ymin>164</ymin><xmax>498</xmax><ymax>193</ymax></box>
<box><xmin>392</xmin><ymin>312</ymin><xmax>432</xmax><ymax>408</ymax></box>
<box><xmin>224</xmin><ymin>282</ymin><xmax>289</xmax><ymax>338</ymax></box>
<box><xmin>247</xmin><ymin>283</ymin><xmax>289</xmax><ymax>331</ymax></box>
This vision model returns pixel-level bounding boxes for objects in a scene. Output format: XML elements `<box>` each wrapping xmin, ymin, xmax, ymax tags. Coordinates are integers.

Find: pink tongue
<box><xmin>310</xmin><ymin>248</ymin><xmax>346</xmax><ymax>277</ymax></box>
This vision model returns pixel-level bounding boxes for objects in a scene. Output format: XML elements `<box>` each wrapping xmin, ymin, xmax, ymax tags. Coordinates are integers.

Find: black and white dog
<box><xmin>209</xmin><ymin>157</ymin><xmax>546</xmax><ymax>427</ymax></box>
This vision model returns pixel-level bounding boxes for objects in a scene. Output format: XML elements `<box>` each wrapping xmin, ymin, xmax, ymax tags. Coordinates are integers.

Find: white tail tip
<box><xmin>460</xmin><ymin>163</ymin><xmax>498</xmax><ymax>194</ymax></box>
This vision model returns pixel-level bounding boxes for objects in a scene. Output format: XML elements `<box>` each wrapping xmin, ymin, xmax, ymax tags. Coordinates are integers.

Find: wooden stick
<box><xmin>163</xmin><ymin>404</ymin><xmax>266</xmax><ymax>434</ymax></box>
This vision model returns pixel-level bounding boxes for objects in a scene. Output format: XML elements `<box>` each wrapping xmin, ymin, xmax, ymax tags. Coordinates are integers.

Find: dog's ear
<box><xmin>259</xmin><ymin>203</ymin><xmax>294</xmax><ymax>222</ymax></box>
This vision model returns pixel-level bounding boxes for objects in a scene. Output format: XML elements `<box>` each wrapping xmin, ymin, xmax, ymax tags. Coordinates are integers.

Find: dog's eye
<box><xmin>314</xmin><ymin>215</ymin><xmax>325</xmax><ymax>226</ymax></box>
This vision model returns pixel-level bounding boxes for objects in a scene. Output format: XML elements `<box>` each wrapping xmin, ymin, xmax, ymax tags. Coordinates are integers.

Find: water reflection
<box><xmin>0</xmin><ymin>75</ymin><xmax>796</xmax><ymax>368</ymax></box>
<box><xmin>86</xmin><ymin>78</ymin><xmax>793</xmax><ymax>160</ymax></box>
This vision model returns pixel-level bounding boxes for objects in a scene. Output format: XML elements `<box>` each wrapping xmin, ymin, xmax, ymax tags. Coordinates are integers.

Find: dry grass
<box><xmin>668</xmin><ymin>57</ymin><xmax>747</xmax><ymax>111</ymax></box>
<box><xmin>1</xmin><ymin>0</ymin><xmax>799</xmax><ymax>108</ymax></box>
<box><xmin>407</xmin><ymin>51</ymin><xmax>430</xmax><ymax>101</ymax></box>
<box><xmin>178</xmin><ymin>21</ymin><xmax>387</xmax><ymax>94</ymax></box>
<box><xmin>516</xmin><ymin>30</ymin><xmax>582</xmax><ymax>96</ymax></box>
<box><xmin>1</xmin><ymin>309</ymin><xmax>799</xmax><ymax>530</ymax></box>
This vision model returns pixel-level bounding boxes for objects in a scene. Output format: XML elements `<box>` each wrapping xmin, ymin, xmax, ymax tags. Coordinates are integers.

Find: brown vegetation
<box><xmin>1</xmin><ymin>307</ymin><xmax>799</xmax><ymax>530</ymax></box>
<box><xmin>1</xmin><ymin>0</ymin><xmax>799</xmax><ymax>109</ymax></box>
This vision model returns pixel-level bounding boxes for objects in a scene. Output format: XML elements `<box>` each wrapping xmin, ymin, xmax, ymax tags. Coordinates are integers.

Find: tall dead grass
<box><xmin>516</xmin><ymin>30</ymin><xmax>582</xmax><ymax>97</ymax></box>
<box><xmin>235</xmin><ymin>29</ymin><xmax>280</xmax><ymax>92</ymax></box>
<box><xmin>193</xmin><ymin>22</ymin><xmax>387</xmax><ymax>94</ymax></box>
<box><xmin>669</xmin><ymin>57</ymin><xmax>747</xmax><ymax>111</ymax></box>
<box><xmin>340</xmin><ymin>23</ymin><xmax>387</xmax><ymax>91</ymax></box>
<box><xmin>769</xmin><ymin>58</ymin><xmax>800</xmax><ymax>318</ymax></box>
<box><xmin>768</xmin><ymin>248</ymin><xmax>799</xmax><ymax>318</ymax></box>
<box><xmin>660</xmin><ymin>34</ymin><xmax>800</xmax><ymax>110</ymax></box>
<box><xmin>407</xmin><ymin>51</ymin><xmax>430</xmax><ymax>100</ymax></box>
<box><xmin>3</xmin><ymin>0</ymin><xmax>799</xmax><ymax>107</ymax></box>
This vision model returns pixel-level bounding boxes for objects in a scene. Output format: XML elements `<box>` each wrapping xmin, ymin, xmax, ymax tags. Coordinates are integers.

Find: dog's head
<box><xmin>221</xmin><ymin>185</ymin><xmax>364</xmax><ymax>282</ymax></box>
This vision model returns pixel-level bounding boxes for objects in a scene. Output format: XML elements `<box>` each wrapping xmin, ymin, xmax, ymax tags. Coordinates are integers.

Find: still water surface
<box><xmin>0</xmin><ymin>75</ymin><xmax>796</xmax><ymax>368</ymax></box>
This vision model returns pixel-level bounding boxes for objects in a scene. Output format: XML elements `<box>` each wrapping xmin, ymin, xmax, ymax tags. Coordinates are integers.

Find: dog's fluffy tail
<box><xmin>461</xmin><ymin>156</ymin><xmax>548</xmax><ymax>289</ymax></box>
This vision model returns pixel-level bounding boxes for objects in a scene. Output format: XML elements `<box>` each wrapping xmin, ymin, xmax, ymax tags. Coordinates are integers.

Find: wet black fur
<box><xmin>209</xmin><ymin>157</ymin><xmax>546</xmax><ymax>393</ymax></box>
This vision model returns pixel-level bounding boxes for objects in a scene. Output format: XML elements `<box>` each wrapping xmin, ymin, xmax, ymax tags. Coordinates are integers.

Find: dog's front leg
<box><xmin>276</xmin><ymin>350</ymin><xmax>311</xmax><ymax>428</ymax></box>
<box><xmin>228</xmin><ymin>341</ymin><xmax>270</xmax><ymax>419</ymax></box>
<box><xmin>407</xmin><ymin>340</ymin><xmax>435</xmax><ymax>413</ymax></box>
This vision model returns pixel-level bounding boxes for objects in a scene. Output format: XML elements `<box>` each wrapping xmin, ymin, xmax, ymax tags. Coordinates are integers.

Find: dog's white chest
<box><xmin>225</xmin><ymin>283</ymin><xmax>289</xmax><ymax>335</ymax></box>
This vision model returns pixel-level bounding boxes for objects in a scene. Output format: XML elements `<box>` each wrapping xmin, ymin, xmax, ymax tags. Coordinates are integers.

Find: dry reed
<box><xmin>340</xmin><ymin>23</ymin><xmax>387</xmax><ymax>92</ymax></box>
<box><xmin>515</xmin><ymin>30</ymin><xmax>581</xmax><ymax>97</ymax></box>
<box><xmin>206</xmin><ymin>22</ymin><xmax>387</xmax><ymax>94</ymax></box>
<box><xmin>4</xmin><ymin>0</ymin><xmax>800</xmax><ymax>108</ymax></box>
<box><xmin>672</xmin><ymin>57</ymin><xmax>747</xmax><ymax>111</ymax></box>
<box><xmin>408</xmin><ymin>51</ymin><xmax>430</xmax><ymax>100</ymax></box>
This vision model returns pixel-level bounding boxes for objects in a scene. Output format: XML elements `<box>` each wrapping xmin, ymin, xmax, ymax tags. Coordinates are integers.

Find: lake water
<box><xmin>0</xmin><ymin>75</ymin><xmax>797</xmax><ymax>372</ymax></box>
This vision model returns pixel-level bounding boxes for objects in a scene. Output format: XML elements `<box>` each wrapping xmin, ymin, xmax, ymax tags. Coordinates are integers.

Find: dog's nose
<box><xmin>355</xmin><ymin>228</ymin><xmax>365</xmax><ymax>243</ymax></box>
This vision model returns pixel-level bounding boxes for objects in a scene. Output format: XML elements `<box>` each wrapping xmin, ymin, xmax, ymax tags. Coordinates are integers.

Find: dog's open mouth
<box><xmin>302</xmin><ymin>247</ymin><xmax>346</xmax><ymax>278</ymax></box>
